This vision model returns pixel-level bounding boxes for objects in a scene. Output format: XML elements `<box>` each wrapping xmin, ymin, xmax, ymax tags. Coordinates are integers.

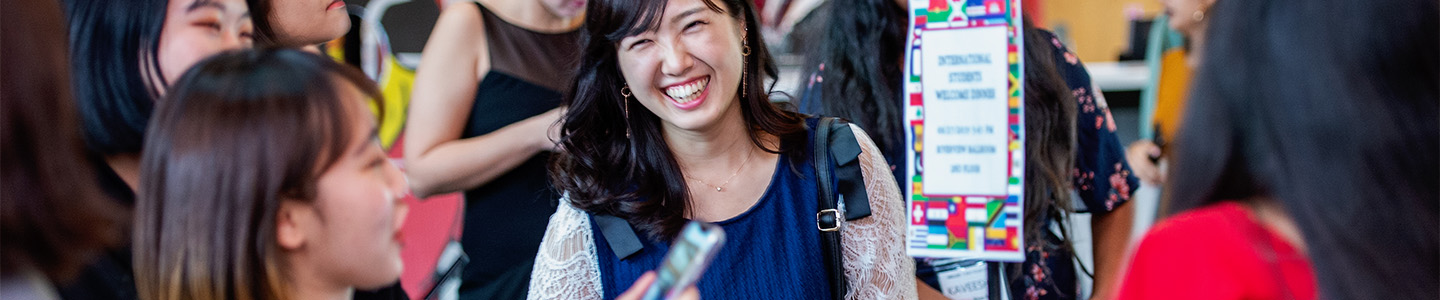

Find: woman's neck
<box><xmin>663</xmin><ymin>106</ymin><xmax>765</xmax><ymax>174</ymax></box>
<box><xmin>480</xmin><ymin>0</ymin><xmax>582</xmax><ymax>33</ymax></box>
<box><xmin>285</xmin><ymin>261</ymin><xmax>353</xmax><ymax>300</ymax></box>
<box><xmin>1185</xmin><ymin>24</ymin><xmax>1208</xmax><ymax>68</ymax></box>
<box><xmin>662</xmin><ymin>104</ymin><xmax>781</xmax><ymax>221</ymax></box>
<box><xmin>289</xmin><ymin>285</ymin><xmax>352</xmax><ymax>300</ymax></box>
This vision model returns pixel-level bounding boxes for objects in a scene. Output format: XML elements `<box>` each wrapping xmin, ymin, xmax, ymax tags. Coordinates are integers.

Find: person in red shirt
<box><xmin>1117</xmin><ymin>0</ymin><xmax>1439</xmax><ymax>299</ymax></box>
<box><xmin>1121</xmin><ymin>201</ymin><xmax>1314</xmax><ymax>299</ymax></box>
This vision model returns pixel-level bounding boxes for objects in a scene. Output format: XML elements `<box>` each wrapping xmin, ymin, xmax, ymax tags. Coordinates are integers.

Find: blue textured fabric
<box><xmin>591</xmin><ymin>120</ymin><xmax>835</xmax><ymax>299</ymax></box>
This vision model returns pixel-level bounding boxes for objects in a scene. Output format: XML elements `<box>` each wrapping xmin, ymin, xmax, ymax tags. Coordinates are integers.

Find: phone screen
<box><xmin>642</xmin><ymin>221</ymin><xmax>725</xmax><ymax>300</ymax></box>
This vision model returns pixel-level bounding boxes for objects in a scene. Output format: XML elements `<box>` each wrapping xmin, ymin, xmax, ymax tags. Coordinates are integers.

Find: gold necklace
<box><xmin>685</xmin><ymin>150</ymin><xmax>755</xmax><ymax>192</ymax></box>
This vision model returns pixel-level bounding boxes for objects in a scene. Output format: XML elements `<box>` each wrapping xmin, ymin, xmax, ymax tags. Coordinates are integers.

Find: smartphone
<box><xmin>641</xmin><ymin>221</ymin><xmax>725</xmax><ymax>300</ymax></box>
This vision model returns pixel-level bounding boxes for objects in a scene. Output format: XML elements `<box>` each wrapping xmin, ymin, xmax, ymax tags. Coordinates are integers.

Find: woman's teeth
<box><xmin>664</xmin><ymin>77</ymin><xmax>708</xmax><ymax>104</ymax></box>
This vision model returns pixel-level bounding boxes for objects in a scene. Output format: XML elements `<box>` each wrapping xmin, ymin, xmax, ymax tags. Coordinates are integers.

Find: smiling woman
<box><xmin>58</xmin><ymin>0</ymin><xmax>254</xmax><ymax>298</ymax></box>
<box><xmin>532</xmin><ymin>0</ymin><xmax>918</xmax><ymax>298</ymax></box>
<box><xmin>156</xmin><ymin>0</ymin><xmax>255</xmax><ymax>86</ymax></box>
<box><xmin>135</xmin><ymin>49</ymin><xmax>409</xmax><ymax>300</ymax></box>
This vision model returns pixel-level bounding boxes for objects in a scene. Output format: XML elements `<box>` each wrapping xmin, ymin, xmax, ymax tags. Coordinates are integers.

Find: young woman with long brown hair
<box><xmin>529</xmin><ymin>0</ymin><xmax>915</xmax><ymax>298</ymax></box>
<box><xmin>133</xmin><ymin>49</ymin><xmax>409</xmax><ymax>300</ymax></box>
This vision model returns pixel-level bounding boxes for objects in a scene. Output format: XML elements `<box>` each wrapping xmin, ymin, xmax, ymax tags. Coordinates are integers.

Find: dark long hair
<box><xmin>1166</xmin><ymin>0</ymin><xmax>1438</xmax><ymax>298</ymax></box>
<box><xmin>797</xmin><ymin>0</ymin><xmax>908</xmax><ymax>155</ymax></box>
<box><xmin>550</xmin><ymin>0</ymin><xmax>807</xmax><ymax>241</ymax></box>
<box><xmin>1</xmin><ymin>0</ymin><xmax>123</xmax><ymax>283</ymax></box>
<box><xmin>62</xmin><ymin>0</ymin><xmax>168</xmax><ymax>155</ymax></box>
<box><xmin>134</xmin><ymin>49</ymin><xmax>382</xmax><ymax>300</ymax></box>
<box><xmin>1020</xmin><ymin>17</ymin><xmax>1078</xmax><ymax>265</ymax></box>
<box><xmin>245</xmin><ymin>0</ymin><xmax>280</xmax><ymax>47</ymax></box>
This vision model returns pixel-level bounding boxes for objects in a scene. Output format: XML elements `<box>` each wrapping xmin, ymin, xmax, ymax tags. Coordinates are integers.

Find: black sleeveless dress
<box><xmin>457</xmin><ymin>3</ymin><xmax>579</xmax><ymax>299</ymax></box>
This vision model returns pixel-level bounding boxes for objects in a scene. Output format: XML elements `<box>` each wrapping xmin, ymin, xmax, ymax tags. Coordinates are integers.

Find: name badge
<box><xmin>937</xmin><ymin>260</ymin><xmax>989</xmax><ymax>300</ymax></box>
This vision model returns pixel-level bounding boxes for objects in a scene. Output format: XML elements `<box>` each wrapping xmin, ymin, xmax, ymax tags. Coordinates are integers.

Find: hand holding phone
<box><xmin>639</xmin><ymin>221</ymin><xmax>724</xmax><ymax>300</ymax></box>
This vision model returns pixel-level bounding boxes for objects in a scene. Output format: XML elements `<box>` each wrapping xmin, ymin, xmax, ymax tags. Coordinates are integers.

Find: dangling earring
<box><xmin>741</xmin><ymin>39</ymin><xmax>750</xmax><ymax>98</ymax></box>
<box><xmin>620</xmin><ymin>85</ymin><xmax>632</xmax><ymax>139</ymax></box>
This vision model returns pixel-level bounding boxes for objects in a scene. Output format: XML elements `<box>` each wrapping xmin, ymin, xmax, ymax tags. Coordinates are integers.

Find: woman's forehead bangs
<box><xmin>601</xmin><ymin>0</ymin><xmax>726</xmax><ymax>41</ymax></box>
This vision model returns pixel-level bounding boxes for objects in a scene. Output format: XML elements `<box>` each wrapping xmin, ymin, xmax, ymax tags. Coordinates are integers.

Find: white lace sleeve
<box><xmin>841</xmin><ymin>124</ymin><xmax>919</xmax><ymax>300</ymax></box>
<box><xmin>527</xmin><ymin>197</ymin><xmax>603</xmax><ymax>300</ymax></box>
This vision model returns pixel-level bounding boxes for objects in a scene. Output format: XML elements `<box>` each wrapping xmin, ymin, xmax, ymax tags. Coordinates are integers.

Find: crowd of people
<box><xmin>1</xmin><ymin>0</ymin><xmax>1435</xmax><ymax>299</ymax></box>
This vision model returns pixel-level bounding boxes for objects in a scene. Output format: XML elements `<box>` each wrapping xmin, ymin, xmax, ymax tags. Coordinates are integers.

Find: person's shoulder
<box><xmin>1118</xmin><ymin>202</ymin><xmax>1257</xmax><ymax>299</ymax></box>
<box><xmin>1133</xmin><ymin>202</ymin><xmax>1256</xmax><ymax>260</ymax></box>
<box><xmin>433</xmin><ymin>1</ymin><xmax>487</xmax><ymax>38</ymax></box>
<box><xmin>1145</xmin><ymin>202</ymin><xmax>1251</xmax><ymax>239</ymax></box>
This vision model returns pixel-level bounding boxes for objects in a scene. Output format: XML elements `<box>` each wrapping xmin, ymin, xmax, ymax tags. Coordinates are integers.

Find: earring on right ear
<box><xmin>620</xmin><ymin>85</ymin><xmax>632</xmax><ymax>138</ymax></box>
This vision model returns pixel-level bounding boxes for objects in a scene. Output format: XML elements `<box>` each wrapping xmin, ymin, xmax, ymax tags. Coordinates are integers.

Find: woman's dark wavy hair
<box><xmin>797</xmin><ymin>0</ymin><xmax>907</xmax><ymax>155</ymax></box>
<box><xmin>1018</xmin><ymin>17</ymin><xmax>1078</xmax><ymax>268</ymax></box>
<box><xmin>245</xmin><ymin>0</ymin><xmax>280</xmax><ymax>47</ymax></box>
<box><xmin>134</xmin><ymin>49</ymin><xmax>383</xmax><ymax>300</ymax></box>
<box><xmin>550</xmin><ymin>0</ymin><xmax>807</xmax><ymax>241</ymax></box>
<box><xmin>1165</xmin><ymin>0</ymin><xmax>1437</xmax><ymax>298</ymax></box>
<box><xmin>62</xmin><ymin>0</ymin><xmax>167</xmax><ymax>155</ymax></box>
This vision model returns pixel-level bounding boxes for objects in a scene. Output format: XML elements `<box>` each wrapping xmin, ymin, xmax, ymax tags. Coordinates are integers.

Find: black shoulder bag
<box><xmin>591</xmin><ymin>117</ymin><xmax>875</xmax><ymax>300</ymax></box>
<box><xmin>813</xmin><ymin>117</ymin><xmax>874</xmax><ymax>300</ymax></box>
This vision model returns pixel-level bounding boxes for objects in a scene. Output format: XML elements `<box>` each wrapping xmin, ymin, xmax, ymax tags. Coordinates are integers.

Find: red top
<box><xmin>1117</xmin><ymin>202</ymin><xmax>1317</xmax><ymax>300</ymax></box>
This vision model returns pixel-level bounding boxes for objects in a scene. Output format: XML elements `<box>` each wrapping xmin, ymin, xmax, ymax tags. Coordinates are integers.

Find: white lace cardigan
<box><xmin>527</xmin><ymin>124</ymin><xmax>918</xmax><ymax>299</ymax></box>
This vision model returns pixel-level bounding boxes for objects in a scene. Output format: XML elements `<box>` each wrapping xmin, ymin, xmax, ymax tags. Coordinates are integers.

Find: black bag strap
<box><xmin>594</xmin><ymin>214</ymin><xmax>644</xmax><ymax>259</ymax></box>
<box><xmin>814</xmin><ymin>117</ymin><xmax>873</xmax><ymax>300</ymax></box>
<box><xmin>592</xmin><ymin>117</ymin><xmax>876</xmax><ymax>283</ymax></box>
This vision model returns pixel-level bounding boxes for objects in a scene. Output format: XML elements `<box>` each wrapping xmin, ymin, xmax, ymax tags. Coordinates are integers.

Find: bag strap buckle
<box><xmin>817</xmin><ymin>208</ymin><xmax>843</xmax><ymax>232</ymax></box>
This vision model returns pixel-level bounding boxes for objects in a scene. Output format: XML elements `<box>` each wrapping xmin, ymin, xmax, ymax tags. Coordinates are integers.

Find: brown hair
<box><xmin>0</xmin><ymin>0</ymin><xmax>124</xmax><ymax>283</ymax></box>
<box><xmin>1017</xmin><ymin>17</ymin><xmax>1079</xmax><ymax>278</ymax></box>
<box><xmin>550</xmin><ymin>0</ymin><xmax>808</xmax><ymax>241</ymax></box>
<box><xmin>133</xmin><ymin>48</ymin><xmax>381</xmax><ymax>300</ymax></box>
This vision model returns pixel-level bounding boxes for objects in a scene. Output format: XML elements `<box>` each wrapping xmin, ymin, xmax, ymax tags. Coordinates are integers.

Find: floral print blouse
<box><xmin>796</xmin><ymin>28</ymin><xmax>1139</xmax><ymax>300</ymax></box>
<box><xmin>1009</xmin><ymin>29</ymin><xmax>1140</xmax><ymax>300</ymax></box>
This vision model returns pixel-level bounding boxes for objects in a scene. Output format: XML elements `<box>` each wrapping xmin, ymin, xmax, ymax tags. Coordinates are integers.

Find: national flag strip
<box><xmin>909</xmin><ymin>202</ymin><xmax>929</xmax><ymax>247</ymax></box>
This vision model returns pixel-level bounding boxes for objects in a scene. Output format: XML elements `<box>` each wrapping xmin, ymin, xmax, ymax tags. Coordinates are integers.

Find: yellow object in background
<box><xmin>375</xmin><ymin>54</ymin><xmax>415</xmax><ymax>149</ymax></box>
<box><xmin>1152</xmin><ymin>49</ymin><xmax>1192</xmax><ymax>145</ymax></box>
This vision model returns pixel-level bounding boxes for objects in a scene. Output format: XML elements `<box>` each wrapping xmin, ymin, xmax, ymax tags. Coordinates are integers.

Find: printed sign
<box><xmin>905</xmin><ymin>0</ymin><xmax>1025</xmax><ymax>261</ymax></box>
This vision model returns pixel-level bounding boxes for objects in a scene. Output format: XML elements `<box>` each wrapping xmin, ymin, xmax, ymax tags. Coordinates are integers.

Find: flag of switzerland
<box><xmin>911</xmin><ymin>202</ymin><xmax>927</xmax><ymax>225</ymax></box>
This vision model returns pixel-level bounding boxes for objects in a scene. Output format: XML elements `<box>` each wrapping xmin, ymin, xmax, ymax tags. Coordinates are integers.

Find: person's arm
<box><xmin>1088</xmin><ymin>201</ymin><xmax>1135</xmax><ymax>300</ymax></box>
<box><xmin>843</xmin><ymin>124</ymin><xmax>919</xmax><ymax>300</ymax></box>
<box><xmin>404</xmin><ymin>4</ymin><xmax>561</xmax><ymax>198</ymax></box>
<box><xmin>527</xmin><ymin>197</ymin><xmax>604</xmax><ymax>299</ymax></box>
<box><xmin>915</xmin><ymin>280</ymin><xmax>948</xmax><ymax>300</ymax></box>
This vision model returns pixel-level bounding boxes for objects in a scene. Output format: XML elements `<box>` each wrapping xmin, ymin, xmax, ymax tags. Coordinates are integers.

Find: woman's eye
<box><xmin>195</xmin><ymin>22</ymin><xmax>222</xmax><ymax>31</ymax></box>
<box><xmin>628</xmin><ymin>39</ymin><xmax>651</xmax><ymax>50</ymax></box>
<box><xmin>684</xmin><ymin>20</ymin><xmax>707</xmax><ymax>31</ymax></box>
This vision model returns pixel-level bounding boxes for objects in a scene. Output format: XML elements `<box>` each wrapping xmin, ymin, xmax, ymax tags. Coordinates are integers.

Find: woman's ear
<box><xmin>276</xmin><ymin>200</ymin><xmax>314</xmax><ymax>251</ymax></box>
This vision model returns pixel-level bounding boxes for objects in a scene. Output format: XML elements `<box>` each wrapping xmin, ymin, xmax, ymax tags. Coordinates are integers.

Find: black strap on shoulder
<box><xmin>594</xmin><ymin>214</ymin><xmax>644</xmax><ymax>259</ymax></box>
<box><xmin>814</xmin><ymin>118</ymin><xmax>873</xmax><ymax>226</ymax></box>
<box><xmin>814</xmin><ymin>118</ymin><xmax>847</xmax><ymax>300</ymax></box>
<box><xmin>593</xmin><ymin>117</ymin><xmax>875</xmax><ymax>276</ymax></box>
<box><xmin>828</xmin><ymin>122</ymin><xmax>872</xmax><ymax>220</ymax></box>
<box><xmin>814</xmin><ymin>117</ymin><xmax>873</xmax><ymax>300</ymax></box>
